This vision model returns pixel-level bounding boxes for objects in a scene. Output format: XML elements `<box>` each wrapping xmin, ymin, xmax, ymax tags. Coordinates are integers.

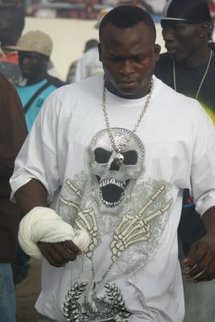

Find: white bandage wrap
<box><xmin>18</xmin><ymin>206</ymin><xmax>90</xmax><ymax>259</ymax></box>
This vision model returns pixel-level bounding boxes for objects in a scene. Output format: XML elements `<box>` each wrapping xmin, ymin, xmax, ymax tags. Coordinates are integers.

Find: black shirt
<box><xmin>155</xmin><ymin>52</ymin><xmax>215</xmax><ymax>123</ymax></box>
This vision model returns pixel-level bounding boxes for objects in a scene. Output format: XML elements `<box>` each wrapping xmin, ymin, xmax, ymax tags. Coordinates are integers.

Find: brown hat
<box><xmin>7</xmin><ymin>30</ymin><xmax>53</xmax><ymax>57</ymax></box>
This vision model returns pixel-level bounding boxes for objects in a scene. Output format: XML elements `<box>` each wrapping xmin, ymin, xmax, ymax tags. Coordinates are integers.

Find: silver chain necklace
<box><xmin>173</xmin><ymin>49</ymin><xmax>213</xmax><ymax>100</ymax></box>
<box><xmin>102</xmin><ymin>79</ymin><xmax>154</xmax><ymax>166</ymax></box>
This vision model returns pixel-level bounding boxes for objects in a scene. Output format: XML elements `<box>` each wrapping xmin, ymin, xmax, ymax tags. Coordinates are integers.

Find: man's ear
<box><xmin>154</xmin><ymin>44</ymin><xmax>161</xmax><ymax>54</ymax></box>
<box><xmin>154</xmin><ymin>44</ymin><xmax>161</xmax><ymax>62</ymax></box>
<box><xmin>200</xmin><ymin>22</ymin><xmax>211</xmax><ymax>39</ymax></box>
<box><xmin>98</xmin><ymin>43</ymin><xmax>102</xmax><ymax>62</ymax></box>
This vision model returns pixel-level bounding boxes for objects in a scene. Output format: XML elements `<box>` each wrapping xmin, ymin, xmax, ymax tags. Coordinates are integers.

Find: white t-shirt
<box><xmin>74</xmin><ymin>47</ymin><xmax>103</xmax><ymax>82</ymax></box>
<box><xmin>10</xmin><ymin>75</ymin><xmax>215</xmax><ymax>322</ymax></box>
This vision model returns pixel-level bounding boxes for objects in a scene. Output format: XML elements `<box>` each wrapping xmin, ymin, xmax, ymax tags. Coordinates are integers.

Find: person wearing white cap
<box><xmin>66</xmin><ymin>39</ymin><xmax>99</xmax><ymax>83</ymax></box>
<box><xmin>8</xmin><ymin>30</ymin><xmax>65</xmax><ymax>131</ymax></box>
<box><xmin>10</xmin><ymin>6</ymin><xmax>215</xmax><ymax>322</ymax></box>
<box><xmin>73</xmin><ymin>39</ymin><xmax>103</xmax><ymax>83</ymax></box>
<box><xmin>73</xmin><ymin>7</ymin><xmax>112</xmax><ymax>83</ymax></box>
<box><xmin>155</xmin><ymin>0</ymin><xmax>215</xmax><ymax>321</ymax></box>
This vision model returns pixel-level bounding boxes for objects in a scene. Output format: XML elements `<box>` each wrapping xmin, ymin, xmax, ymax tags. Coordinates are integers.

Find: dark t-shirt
<box><xmin>0</xmin><ymin>72</ymin><xmax>27</xmax><ymax>262</ymax></box>
<box><xmin>155</xmin><ymin>52</ymin><xmax>215</xmax><ymax>123</ymax></box>
<box><xmin>154</xmin><ymin>52</ymin><xmax>215</xmax><ymax>254</ymax></box>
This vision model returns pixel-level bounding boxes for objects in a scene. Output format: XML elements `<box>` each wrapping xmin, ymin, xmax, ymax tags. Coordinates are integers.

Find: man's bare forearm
<box><xmin>202</xmin><ymin>206</ymin><xmax>215</xmax><ymax>235</ymax></box>
<box><xmin>14</xmin><ymin>178</ymin><xmax>48</xmax><ymax>215</ymax></box>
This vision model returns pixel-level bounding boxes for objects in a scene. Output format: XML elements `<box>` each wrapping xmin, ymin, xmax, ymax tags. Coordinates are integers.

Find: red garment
<box><xmin>209</xmin><ymin>3</ymin><xmax>215</xmax><ymax>24</ymax></box>
<box><xmin>0</xmin><ymin>72</ymin><xmax>27</xmax><ymax>262</ymax></box>
<box><xmin>0</xmin><ymin>52</ymin><xmax>19</xmax><ymax>64</ymax></box>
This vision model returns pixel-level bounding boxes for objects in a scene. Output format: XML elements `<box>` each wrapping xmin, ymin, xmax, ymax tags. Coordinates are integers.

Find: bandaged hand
<box><xmin>18</xmin><ymin>207</ymin><xmax>90</xmax><ymax>266</ymax></box>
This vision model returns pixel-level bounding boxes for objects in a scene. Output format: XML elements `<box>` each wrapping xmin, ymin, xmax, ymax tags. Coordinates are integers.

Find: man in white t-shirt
<box><xmin>74</xmin><ymin>45</ymin><xmax>103</xmax><ymax>82</ymax></box>
<box><xmin>10</xmin><ymin>6</ymin><xmax>215</xmax><ymax>322</ymax></box>
<box><xmin>73</xmin><ymin>8</ymin><xmax>113</xmax><ymax>83</ymax></box>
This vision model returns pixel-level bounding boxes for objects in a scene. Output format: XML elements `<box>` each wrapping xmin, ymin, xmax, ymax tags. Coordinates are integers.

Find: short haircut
<box><xmin>99</xmin><ymin>5</ymin><xmax>156</xmax><ymax>41</ymax></box>
<box><xmin>0</xmin><ymin>5</ymin><xmax>25</xmax><ymax>35</ymax></box>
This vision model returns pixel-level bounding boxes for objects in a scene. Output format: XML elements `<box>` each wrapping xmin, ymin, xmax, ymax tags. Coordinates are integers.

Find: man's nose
<box><xmin>20</xmin><ymin>57</ymin><xmax>30</xmax><ymax>65</ymax></box>
<box><xmin>120</xmin><ymin>59</ymin><xmax>134</xmax><ymax>75</ymax></box>
<box><xmin>162</xmin><ymin>28</ymin><xmax>175</xmax><ymax>42</ymax></box>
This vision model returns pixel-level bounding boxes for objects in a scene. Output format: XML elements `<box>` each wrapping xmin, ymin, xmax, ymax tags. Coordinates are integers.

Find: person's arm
<box><xmin>203</xmin><ymin>206</ymin><xmax>215</xmax><ymax>232</ymax></box>
<box><xmin>183</xmin><ymin>103</ymin><xmax>215</xmax><ymax>282</ymax></box>
<box><xmin>14</xmin><ymin>178</ymin><xmax>48</xmax><ymax>214</ymax></box>
<box><xmin>15</xmin><ymin>179</ymin><xmax>81</xmax><ymax>267</ymax></box>
<box><xmin>183</xmin><ymin>206</ymin><xmax>215</xmax><ymax>282</ymax></box>
<box><xmin>11</xmin><ymin>87</ymin><xmax>84</xmax><ymax>266</ymax></box>
<box><xmin>0</xmin><ymin>73</ymin><xmax>27</xmax><ymax>172</ymax></box>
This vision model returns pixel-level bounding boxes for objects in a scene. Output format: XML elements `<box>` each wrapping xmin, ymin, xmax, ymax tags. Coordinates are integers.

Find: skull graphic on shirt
<box><xmin>88</xmin><ymin>128</ymin><xmax>144</xmax><ymax>213</ymax></box>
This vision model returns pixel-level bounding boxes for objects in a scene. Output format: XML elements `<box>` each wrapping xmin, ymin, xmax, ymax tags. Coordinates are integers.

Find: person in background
<box><xmin>8</xmin><ymin>30</ymin><xmax>66</xmax><ymax>131</ymax></box>
<box><xmin>0</xmin><ymin>71</ymin><xmax>27</xmax><ymax>322</ymax></box>
<box><xmin>0</xmin><ymin>3</ymin><xmax>25</xmax><ymax>84</ymax></box>
<box><xmin>0</xmin><ymin>3</ymin><xmax>58</xmax><ymax>86</ymax></box>
<box><xmin>66</xmin><ymin>38</ymin><xmax>99</xmax><ymax>83</ymax></box>
<box><xmin>10</xmin><ymin>6</ymin><xmax>215</xmax><ymax>322</ymax></box>
<box><xmin>0</xmin><ymin>3</ymin><xmax>27</xmax><ymax>286</ymax></box>
<box><xmin>7</xmin><ymin>30</ymin><xmax>66</xmax><ymax>285</ymax></box>
<box><xmin>73</xmin><ymin>7</ymin><xmax>112</xmax><ymax>82</ymax></box>
<box><xmin>119</xmin><ymin>0</ymin><xmax>153</xmax><ymax>13</ymax></box>
<box><xmin>155</xmin><ymin>0</ymin><xmax>215</xmax><ymax>321</ymax></box>
<box><xmin>155</xmin><ymin>0</ymin><xmax>215</xmax><ymax>121</ymax></box>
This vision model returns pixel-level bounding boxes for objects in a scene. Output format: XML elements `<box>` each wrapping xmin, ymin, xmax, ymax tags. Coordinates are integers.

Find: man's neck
<box><xmin>26</xmin><ymin>73</ymin><xmax>47</xmax><ymax>86</ymax></box>
<box><xmin>176</xmin><ymin>46</ymin><xmax>212</xmax><ymax>69</ymax></box>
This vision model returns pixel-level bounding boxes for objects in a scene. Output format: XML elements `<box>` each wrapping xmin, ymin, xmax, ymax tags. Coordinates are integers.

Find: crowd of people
<box><xmin>25</xmin><ymin>0</ymin><xmax>166</xmax><ymax>18</ymax></box>
<box><xmin>1</xmin><ymin>1</ymin><xmax>215</xmax><ymax>322</ymax></box>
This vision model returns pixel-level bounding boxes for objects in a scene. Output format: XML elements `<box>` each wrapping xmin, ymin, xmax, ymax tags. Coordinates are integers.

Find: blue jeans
<box><xmin>0</xmin><ymin>263</ymin><xmax>16</xmax><ymax>322</ymax></box>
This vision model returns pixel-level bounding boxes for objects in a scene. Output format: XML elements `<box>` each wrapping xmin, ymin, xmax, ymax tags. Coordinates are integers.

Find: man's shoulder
<box><xmin>44</xmin><ymin>74</ymin><xmax>103</xmax><ymax>105</ymax></box>
<box><xmin>154</xmin><ymin>76</ymin><xmax>202</xmax><ymax>108</ymax></box>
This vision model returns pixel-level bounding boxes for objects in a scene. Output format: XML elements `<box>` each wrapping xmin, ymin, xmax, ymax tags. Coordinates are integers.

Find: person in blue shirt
<box><xmin>7</xmin><ymin>30</ymin><xmax>66</xmax><ymax>286</ymax></box>
<box><xmin>9</xmin><ymin>30</ymin><xmax>65</xmax><ymax>131</ymax></box>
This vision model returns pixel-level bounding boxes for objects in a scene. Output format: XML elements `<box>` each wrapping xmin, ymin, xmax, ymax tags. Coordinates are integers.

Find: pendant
<box><xmin>115</xmin><ymin>152</ymin><xmax>124</xmax><ymax>165</ymax></box>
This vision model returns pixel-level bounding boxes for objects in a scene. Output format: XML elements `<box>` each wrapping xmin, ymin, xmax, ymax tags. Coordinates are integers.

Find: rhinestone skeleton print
<box><xmin>56</xmin><ymin>129</ymin><xmax>173</xmax><ymax>322</ymax></box>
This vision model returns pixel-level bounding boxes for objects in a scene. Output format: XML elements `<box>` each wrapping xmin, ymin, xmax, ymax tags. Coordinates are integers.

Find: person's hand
<box><xmin>183</xmin><ymin>234</ymin><xmax>215</xmax><ymax>283</ymax></box>
<box><xmin>37</xmin><ymin>240</ymin><xmax>81</xmax><ymax>267</ymax></box>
